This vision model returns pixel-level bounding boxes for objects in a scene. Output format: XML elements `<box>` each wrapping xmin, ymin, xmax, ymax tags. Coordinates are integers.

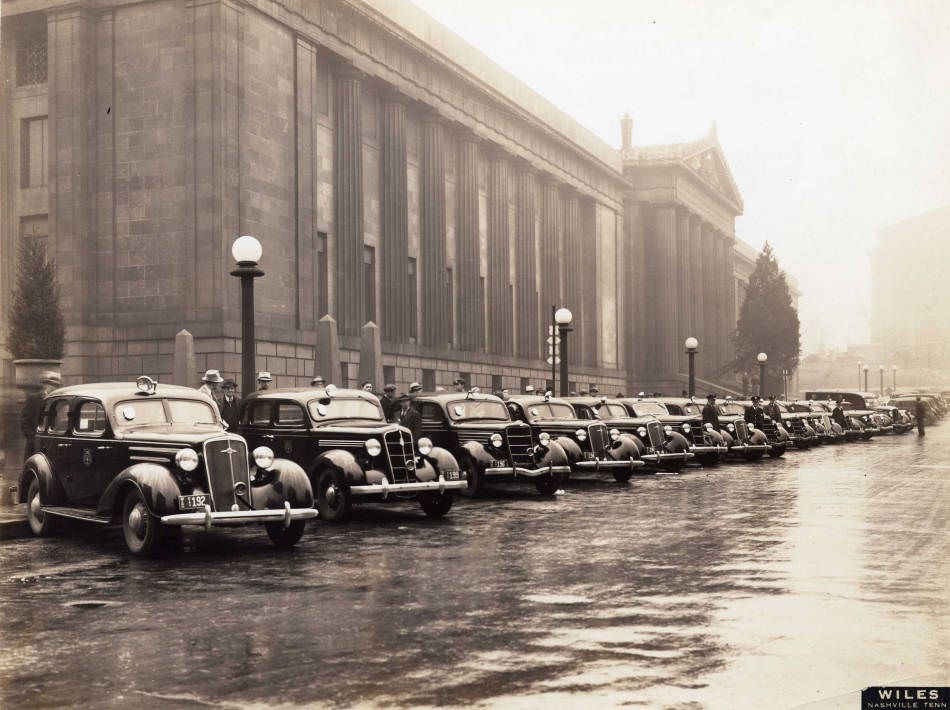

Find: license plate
<box><xmin>582</xmin><ymin>452</ymin><xmax>596</xmax><ymax>461</ymax></box>
<box><xmin>489</xmin><ymin>459</ymin><xmax>506</xmax><ymax>468</ymax></box>
<box><xmin>178</xmin><ymin>494</ymin><xmax>209</xmax><ymax>511</ymax></box>
<box><xmin>443</xmin><ymin>470</ymin><xmax>461</xmax><ymax>481</ymax></box>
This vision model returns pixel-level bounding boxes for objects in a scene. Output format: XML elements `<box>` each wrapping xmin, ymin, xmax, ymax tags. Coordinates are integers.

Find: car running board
<box><xmin>41</xmin><ymin>506</ymin><xmax>113</xmax><ymax>525</ymax></box>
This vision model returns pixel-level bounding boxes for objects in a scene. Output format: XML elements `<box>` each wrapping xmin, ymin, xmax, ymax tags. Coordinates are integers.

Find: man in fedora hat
<box><xmin>220</xmin><ymin>378</ymin><xmax>241</xmax><ymax>430</ymax></box>
<box><xmin>764</xmin><ymin>394</ymin><xmax>783</xmax><ymax>423</ymax></box>
<box><xmin>702</xmin><ymin>393</ymin><xmax>720</xmax><ymax>432</ymax></box>
<box><xmin>20</xmin><ymin>371</ymin><xmax>61</xmax><ymax>460</ymax></box>
<box><xmin>408</xmin><ymin>382</ymin><xmax>423</xmax><ymax>397</ymax></box>
<box><xmin>256</xmin><ymin>371</ymin><xmax>273</xmax><ymax>391</ymax></box>
<box><xmin>199</xmin><ymin>369</ymin><xmax>224</xmax><ymax>407</ymax></box>
<box><xmin>392</xmin><ymin>393</ymin><xmax>421</xmax><ymax>439</ymax></box>
<box><xmin>311</xmin><ymin>374</ymin><xmax>326</xmax><ymax>388</ymax></box>
<box><xmin>453</xmin><ymin>378</ymin><xmax>466</xmax><ymax>392</ymax></box>
<box><xmin>379</xmin><ymin>383</ymin><xmax>396</xmax><ymax>420</ymax></box>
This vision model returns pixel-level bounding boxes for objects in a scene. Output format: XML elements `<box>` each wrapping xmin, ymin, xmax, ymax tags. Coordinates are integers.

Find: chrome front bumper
<box><xmin>161</xmin><ymin>501</ymin><xmax>318</xmax><ymax>530</ymax></box>
<box><xmin>482</xmin><ymin>464</ymin><xmax>571</xmax><ymax>478</ymax></box>
<box><xmin>640</xmin><ymin>451</ymin><xmax>694</xmax><ymax>464</ymax></box>
<box><xmin>574</xmin><ymin>458</ymin><xmax>646</xmax><ymax>471</ymax></box>
<box><xmin>350</xmin><ymin>475</ymin><xmax>468</xmax><ymax>499</ymax></box>
<box><xmin>690</xmin><ymin>445</ymin><xmax>729</xmax><ymax>455</ymax></box>
<box><xmin>729</xmin><ymin>443</ymin><xmax>771</xmax><ymax>453</ymax></box>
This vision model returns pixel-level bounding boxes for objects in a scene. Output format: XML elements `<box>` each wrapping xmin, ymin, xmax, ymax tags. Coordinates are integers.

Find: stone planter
<box><xmin>12</xmin><ymin>359</ymin><xmax>62</xmax><ymax>391</ymax></box>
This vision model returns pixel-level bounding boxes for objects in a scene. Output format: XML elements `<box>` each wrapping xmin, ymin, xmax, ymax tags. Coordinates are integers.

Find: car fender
<box><xmin>622</xmin><ymin>434</ymin><xmax>646</xmax><ymax>457</ymax></box>
<box><xmin>420</xmin><ymin>446</ymin><xmax>460</xmax><ymax>482</ymax></box>
<box><xmin>555</xmin><ymin>436</ymin><xmax>583</xmax><ymax>463</ymax></box>
<box><xmin>251</xmin><ymin>458</ymin><xmax>314</xmax><ymax>509</ymax></box>
<box><xmin>97</xmin><ymin>463</ymin><xmax>182</xmax><ymax>519</ymax></box>
<box><xmin>18</xmin><ymin>453</ymin><xmax>65</xmax><ymax>505</ymax></box>
<box><xmin>705</xmin><ymin>429</ymin><xmax>726</xmax><ymax>446</ymax></box>
<box><xmin>310</xmin><ymin>449</ymin><xmax>366</xmax><ymax>487</ymax></box>
<box><xmin>608</xmin><ymin>435</ymin><xmax>640</xmax><ymax>462</ymax></box>
<box><xmin>748</xmin><ymin>429</ymin><xmax>769</xmax><ymax>446</ymax></box>
<box><xmin>536</xmin><ymin>440</ymin><xmax>569</xmax><ymax>466</ymax></box>
<box><xmin>459</xmin><ymin>440</ymin><xmax>496</xmax><ymax>469</ymax></box>
<box><xmin>664</xmin><ymin>431</ymin><xmax>690</xmax><ymax>453</ymax></box>
<box><xmin>719</xmin><ymin>429</ymin><xmax>735</xmax><ymax>447</ymax></box>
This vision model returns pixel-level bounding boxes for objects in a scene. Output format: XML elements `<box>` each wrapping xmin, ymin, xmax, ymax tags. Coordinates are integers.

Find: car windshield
<box><xmin>307</xmin><ymin>398</ymin><xmax>383</xmax><ymax>422</ymax></box>
<box><xmin>447</xmin><ymin>399</ymin><xmax>510</xmax><ymax>422</ymax></box>
<box><xmin>113</xmin><ymin>398</ymin><xmax>218</xmax><ymax>428</ymax></box>
<box><xmin>681</xmin><ymin>403</ymin><xmax>702</xmax><ymax>415</ymax></box>
<box><xmin>718</xmin><ymin>403</ymin><xmax>746</xmax><ymax>415</ymax></box>
<box><xmin>594</xmin><ymin>403</ymin><xmax>628</xmax><ymax>419</ymax></box>
<box><xmin>630</xmin><ymin>402</ymin><xmax>669</xmax><ymax>416</ymax></box>
<box><xmin>525</xmin><ymin>402</ymin><xmax>576</xmax><ymax>420</ymax></box>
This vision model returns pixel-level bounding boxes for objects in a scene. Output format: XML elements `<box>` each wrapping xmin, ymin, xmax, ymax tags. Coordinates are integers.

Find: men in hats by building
<box><xmin>256</xmin><ymin>371</ymin><xmax>272</xmax><ymax>391</ymax></box>
<box><xmin>379</xmin><ymin>384</ymin><xmax>397</xmax><ymax>420</ymax></box>
<box><xmin>20</xmin><ymin>370</ymin><xmax>61</xmax><ymax>460</ymax></box>
<box><xmin>199</xmin><ymin>369</ymin><xmax>223</xmax><ymax>403</ymax></box>
<box><xmin>745</xmin><ymin>395</ymin><xmax>766</xmax><ymax>429</ymax></box>
<box><xmin>311</xmin><ymin>375</ymin><xmax>326</xmax><ymax>387</ymax></box>
<box><xmin>392</xmin><ymin>393</ymin><xmax>421</xmax><ymax>439</ymax></box>
<box><xmin>408</xmin><ymin>382</ymin><xmax>423</xmax><ymax>397</ymax></box>
<box><xmin>454</xmin><ymin>378</ymin><xmax>466</xmax><ymax>392</ymax></box>
<box><xmin>220</xmin><ymin>379</ymin><xmax>241</xmax><ymax>431</ymax></box>
<box><xmin>702</xmin><ymin>393</ymin><xmax>720</xmax><ymax>431</ymax></box>
<box><xmin>764</xmin><ymin>394</ymin><xmax>783</xmax><ymax>423</ymax></box>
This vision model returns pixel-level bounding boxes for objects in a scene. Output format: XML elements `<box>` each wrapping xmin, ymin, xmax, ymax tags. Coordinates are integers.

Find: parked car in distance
<box><xmin>504</xmin><ymin>393</ymin><xmax>643</xmax><ymax>482</ymax></box>
<box><xmin>238</xmin><ymin>386</ymin><xmax>466</xmax><ymax>522</ymax></box>
<box><xmin>16</xmin><ymin>377</ymin><xmax>317</xmax><ymax>555</ymax></box>
<box><xmin>414</xmin><ymin>390</ymin><xmax>570</xmax><ymax>496</ymax></box>
<box><xmin>633</xmin><ymin>397</ymin><xmax>730</xmax><ymax>466</ymax></box>
<box><xmin>712</xmin><ymin>401</ymin><xmax>775</xmax><ymax>459</ymax></box>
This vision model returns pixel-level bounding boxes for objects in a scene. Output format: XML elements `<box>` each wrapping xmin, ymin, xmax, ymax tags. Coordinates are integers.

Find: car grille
<box><xmin>734</xmin><ymin>420</ymin><xmax>750</xmax><ymax>443</ymax></box>
<box><xmin>588</xmin><ymin>423</ymin><xmax>608</xmax><ymax>458</ymax></box>
<box><xmin>685</xmin><ymin>421</ymin><xmax>708</xmax><ymax>446</ymax></box>
<box><xmin>203</xmin><ymin>436</ymin><xmax>250</xmax><ymax>511</ymax></box>
<box><xmin>787</xmin><ymin>419</ymin><xmax>807</xmax><ymax>435</ymax></box>
<box><xmin>505</xmin><ymin>424</ymin><xmax>535</xmax><ymax>467</ymax></box>
<box><xmin>384</xmin><ymin>428</ymin><xmax>416</xmax><ymax>483</ymax></box>
<box><xmin>646</xmin><ymin>420</ymin><xmax>665</xmax><ymax>449</ymax></box>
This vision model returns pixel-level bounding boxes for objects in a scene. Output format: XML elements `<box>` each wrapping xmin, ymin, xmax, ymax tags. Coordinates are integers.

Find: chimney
<box><xmin>621</xmin><ymin>112</ymin><xmax>633</xmax><ymax>151</ymax></box>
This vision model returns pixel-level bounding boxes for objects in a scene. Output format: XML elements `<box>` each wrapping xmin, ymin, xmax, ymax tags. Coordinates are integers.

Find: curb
<box><xmin>0</xmin><ymin>505</ymin><xmax>30</xmax><ymax>541</ymax></box>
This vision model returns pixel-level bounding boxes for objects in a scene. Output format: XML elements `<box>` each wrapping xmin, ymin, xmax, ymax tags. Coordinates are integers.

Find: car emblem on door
<box><xmin>82</xmin><ymin>449</ymin><xmax>93</xmax><ymax>467</ymax></box>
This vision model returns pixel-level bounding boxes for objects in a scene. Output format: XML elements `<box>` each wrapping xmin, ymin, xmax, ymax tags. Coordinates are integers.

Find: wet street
<box><xmin>2</xmin><ymin>425</ymin><xmax>949</xmax><ymax>710</ymax></box>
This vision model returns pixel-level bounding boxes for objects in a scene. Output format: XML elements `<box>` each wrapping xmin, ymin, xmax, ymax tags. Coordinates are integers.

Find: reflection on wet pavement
<box><xmin>1</xmin><ymin>425</ymin><xmax>949</xmax><ymax>709</ymax></box>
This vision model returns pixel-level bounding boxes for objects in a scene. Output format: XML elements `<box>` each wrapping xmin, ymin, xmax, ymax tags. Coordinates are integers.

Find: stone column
<box><xmin>515</xmin><ymin>163</ymin><xmax>539</xmax><ymax>360</ymax></box>
<box><xmin>700</xmin><ymin>223</ymin><xmax>716</xmax><ymax>377</ymax></box>
<box><xmin>677</xmin><ymin>208</ymin><xmax>692</xmax><ymax>355</ymax></box>
<box><xmin>580</xmin><ymin>198</ymin><xmax>598</xmax><ymax>367</ymax></box>
<box><xmin>563</xmin><ymin>189</ymin><xmax>582</xmax><ymax>369</ymax></box>
<box><xmin>653</xmin><ymin>205</ymin><xmax>679</xmax><ymax>377</ymax></box>
<box><xmin>295</xmin><ymin>37</ymin><xmax>318</xmax><ymax>330</ymax></box>
<box><xmin>379</xmin><ymin>90</ymin><xmax>409</xmax><ymax>342</ymax></box>
<box><xmin>485</xmin><ymin>148</ymin><xmax>513</xmax><ymax>356</ymax></box>
<box><xmin>420</xmin><ymin>113</ymin><xmax>448</xmax><ymax>348</ymax></box>
<box><xmin>689</xmin><ymin>216</ymin><xmax>704</xmax><ymax>364</ymax></box>
<box><xmin>358</xmin><ymin>321</ymin><xmax>383</xmax><ymax>390</ymax></box>
<box><xmin>539</xmin><ymin>176</ymin><xmax>562</xmax><ymax>329</ymax></box>
<box><xmin>714</xmin><ymin>231</ymin><xmax>727</xmax><ymax>374</ymax></box>
<box><xmin>723</xmin><ymin>234</ymin><xmax>737</xmax><ymax>367</ymax></box>
<box><xmin>455</xmin><ymin>129</ymin><xmax>482</xmax><ymax>352</ymax></box>
<box><xmin>333</xmin><ymin>63</ymin><xmax>364</xmax><ymax>337</ymax></box>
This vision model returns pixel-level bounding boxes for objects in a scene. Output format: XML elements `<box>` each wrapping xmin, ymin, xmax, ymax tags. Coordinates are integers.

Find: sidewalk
<box><xmin>0</xmin><ymin>504</ymin><xmax>29</xmax><ymax>540</ymax></box>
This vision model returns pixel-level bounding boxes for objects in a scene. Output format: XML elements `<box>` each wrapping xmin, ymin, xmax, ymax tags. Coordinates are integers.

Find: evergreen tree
<box><xmin>6</xmin><ymin>238</ymin><xmax>65</xmax><ymax>359</ymax></box>
<box><xmin>735</xmin><ymin>243</ymin><xmax>800</xmax><ymax>391</ymax></box>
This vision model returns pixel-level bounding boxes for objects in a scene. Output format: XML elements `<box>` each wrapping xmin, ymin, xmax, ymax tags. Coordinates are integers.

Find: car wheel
<box><xmin>612</xmin><ymin>470</ymin><xmax>633</xmax><ymax>483</ymax></box>
<box><xmin>768</xmin><ymin>444</ymin><xmax>786</xmax><ymax>457</ymax></box>
<box><xmin>316</xmin><ymin>470</ymin><xmax>351</xmax><ymax>523</ymax></box>
<box><xmin>458</xmin><ymin>457</ymin><xmax>484</xmax><ymax>498</ymax></box>
<box><xmin>265</xmin><ymin>519</ymin><xmax>306</xmax><ymax>547</ymax></box>
<box><xmin>122</xmin><ymin>487</ymin><xmax>159</xmax><ymax>556</ymax></box>
<box><xmin>26</xmin><ymin>476</ymin><xmax>57</xmax><ymax>537</ymax></box>
<box><xmin>534</xmin><ymin>470</ymin><xmax>561</xmax><ymax>496</ymax></box>
<box><xmin>418</xmin><ymin>492</ymin><xmax>453</xmax><ymax>518</ymax></box>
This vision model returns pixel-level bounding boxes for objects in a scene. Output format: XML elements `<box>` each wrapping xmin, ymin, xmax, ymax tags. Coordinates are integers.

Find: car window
<box><xmin>419</xmin><ymin>403</ymin><xmax>443</xmax><ymax>422</ymax></box>
<box><xmin>573</xmin><ymin>406</ymin><xmax>593</xmax><ymax>420</ymax></box>
<box><xmin>527</xmin><ymin>403</ymin><xmax>575</xmax><ymax>419</ymax></box>
<box><xmin>719</xmin><ymin>403</ymin><xmax>745</xmax><ymax>415</ymax></box>
<box><xmin>631</xmin><ymin>402</ymin><xmax>668</xmax><ymax>416</ymax></box>
<box><xmin>681</xmin><ymin>404</ymin><xmax>703</xmax><ymax>415</ymax></box>
<box><xmin>247</xmin><ymin>401</ymin><xmax>273</xmax><ymax>425</ymax></box>
<box><xmin>446</xmin><ymin>399</ymin><xmax>509</xmax><ymax>422</ymax></box>
<box><xmin>276</xmin><ymin>402</ymin><xmax>306</xmax><ymax>426</ymax></box>
<box><xmin>49</xmin><ymin>400</ymin><xmax>71</xmax><ymax>435</ymax></box>
<box><xmin>75</xmin><ymin>401</ymin><xmax>107</xmax><ymax>435</ymax></box>
<box><xmin>167</xmin><ymin>399</ymin><xmax>217</xmax><ymax>425</ymax></box>
<box><xmin>306</xmin><ymin>397</ymin><xmax>382</xmax><ymax>422</ymax></box>
<box><xmin>595</xmin><ymin>404</ymin><xmax>628</xmax><ymax>419</ymax></box>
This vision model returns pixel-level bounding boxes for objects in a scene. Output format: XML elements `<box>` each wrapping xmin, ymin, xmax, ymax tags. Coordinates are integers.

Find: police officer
<box><xmin>831</xmin><ymin>398</ymin><xmax>847</xmax><ymax>430</ymax></box>
<box><xmin>20</xmin><ymin>371</ymin><xmax>61</xmax><ymax>460</ymax></box>
<box><xmin>764</xmin><ymin>394</ymin><xmax>783</xmax><ymax>422</ymax></box>
<box><xmin>219</xmin><ymin>379</ymin><xmax>241</xmax><ymax>430</ymax></box>
<box><xmin>745</xmin><ymin>396</ymin><xmax>766</xmax><ymax>429</ymax></box>
<box><xmin>379</xmin><ymin>384</ymin><xmax>396</xmax><ymax>420</ymax></box>
<box><xmin>702</xmin><ymin>393</ymin><xmax>720</xmax><ymax>431</ymax></box>
<box><xmin>915</xmin><ymin>396</ymin><xmax>927</xmax><ymax>436</ymax></box>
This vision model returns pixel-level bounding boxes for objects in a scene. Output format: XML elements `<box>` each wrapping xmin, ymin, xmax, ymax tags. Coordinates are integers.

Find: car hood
<box><xmin>116</xmin><ymin>429</ymin><xmax>239</xmax><ymax>446</ymax></box>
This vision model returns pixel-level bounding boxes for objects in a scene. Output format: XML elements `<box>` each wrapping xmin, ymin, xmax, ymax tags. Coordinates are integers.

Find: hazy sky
<box><xmin>408</xmin><ymin>0</ymin><xmax>950</xmax><ymax>354</ymax></box>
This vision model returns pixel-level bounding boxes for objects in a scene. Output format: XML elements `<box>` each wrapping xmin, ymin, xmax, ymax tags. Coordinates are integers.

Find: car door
<box><xmin>419</xmin><ymin>402</ymin><xmax>451</xmax><ymax>449</ymax></box>
<box><xmin>45</xmin><ymin>398</ymin><xmax>80</xmax><ymax>503</ymax></box>
<box><xmin>239</xmin><ymin>400</ymin><xmax>275</xmax><ymax>456</ymax></box>
<box><xmin>72</xmin><ymin>399</ymin><xmax>116</xmax><ymax>504</ymax></box>
<box><xmin>272</xmin><ymin>400</ymin><xmax>310</xmax><ymax>467</ymax></box>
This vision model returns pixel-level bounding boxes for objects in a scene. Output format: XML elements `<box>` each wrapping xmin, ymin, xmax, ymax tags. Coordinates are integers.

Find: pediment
<box><xmin>683</xmin><ymin>139</ymin><xmax>744</xmax><ymax>213</ymax></box>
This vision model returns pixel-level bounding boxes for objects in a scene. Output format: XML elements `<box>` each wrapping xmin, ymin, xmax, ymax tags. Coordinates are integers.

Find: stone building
<box><xmin>0</xmin><ymin>0</ymin><xmax>791</xmax><ymax>404</ymax></box>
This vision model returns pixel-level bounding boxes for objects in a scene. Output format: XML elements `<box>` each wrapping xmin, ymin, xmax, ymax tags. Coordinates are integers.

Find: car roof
<box><xmin>565</xmin><ymin>396</ymin><xmax>622</xmax><ymax>407</ymax></box>
<box><xmin>241</xmin><ymin>387</ymin><xmax>380</xmax><ymax>404</ymax></box>
<box><xmin>506</xmin><ymin>395</ymin><xmax>573</xmax><ymax>407</ymax></box>
<box><xmin>44</xmin><ymin>382</ymin><xmax>216</xmax><ymax>408</ymax></box>
<box><xmin>415</xmin><ymin>391</ymin><xmax>504</xmax><ymax>404</ymax></box>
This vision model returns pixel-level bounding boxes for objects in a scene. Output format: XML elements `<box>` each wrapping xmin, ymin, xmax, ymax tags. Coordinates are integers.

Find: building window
<box><xmin>20</xmin><ymin>215</ymin><xmax>48</xmax><ymax>257</ymax></box>
<box><xmin>340</xmin><ymin>361</ymin><xmax>349</xmax><ymax>388</ymax></box>
<box><xmin>16</xmin><ymin>19</ymin><xmax>47</xmax><ymax>87</ymax></box>
<box><xmin>520</xmin><ymin>377</ymin><xmax>531</xmax><ymax>393</ymax></box>
<box><xmin>21</xmin><ymin>116</ymin><xmax>48</xmax><ymax>188</ymax></box>
<box><xmin>458</xmin><ymin>371</ymin><xmax>471</xmax><ymax>390</ymax></box>
<box><xmin>408</xmin><ymin>258</ymin><xmax>418</xmax><ymax>339</ymax></box>
<box><xmin>383</xmin><ymin>365</ymin><xmax>395</xmax><ymax>387</ymax></box>
<box><xmin>422</xmin><ymin>368</ymin><xmax>436</xmax><ymax>391</ymax></box>
<box><xmin>316</xmin><ymin>232</ymin><xmax>328</xmax><ymax>318</ymax></box>
<box><xmin>491</xmin><ymin>374</ymin><xmax>503</xmax><ymax>393</ymax></box>
<box><xmin>363</xmin><ymin>245</ymin><xmax>376</xmax><ymax>324</ymax></box>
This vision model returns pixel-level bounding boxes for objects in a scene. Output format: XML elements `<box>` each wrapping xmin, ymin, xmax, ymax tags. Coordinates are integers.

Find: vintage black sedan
<box><xmin>504</xmin><ymin>393</ymin><xmax>643</xmax><ymax>482</ymax></box>
<box><xmin>714</xmin><ymin>401</ymin><xmax>777</xmax><ymax>459</ymax></box>
<box><xmin>623</xmin><ymin>398</ymin><xmax>730</xmax><ymax>466</ymax></box>
<box><xmin>414</xmin><ymin>390</ymin><xmax>570</xmax><ymax>496</ymax></box>
<box><xmin>238</xmin><ymin>386</ymin><xmax>466</xmax><ymax>522</ymax></box>
<box><xmin>16</xmin><ymin>378</ymin><xmax>317</xmax><ymax>555</ymax></box>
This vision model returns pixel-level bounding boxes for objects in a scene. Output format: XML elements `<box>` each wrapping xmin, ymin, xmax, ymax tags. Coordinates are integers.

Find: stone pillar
<box><xmin>677</xmin><ymin>208</ymin><xmax>692</xmax><ymax>360</ymax></box>
<box><xmin>563</xmin><ymin>189</ymin><xmax>582</xmax><ymax>369</ymax></box>
<box><xmin>420</xmin><ymin>113</ymin><xmax>449</xmax><ymax>348</ymax></box>
<box><xmin>380</xmin><ymin>90</ymin><xmax>409</xmax><ymax>342</ymax></box>
<box><xmin>313</xmin><ymin>314</ymin><xmax>340</xmax><ymax>385</ymax></box>
<box><xmin>723</xmin><ymin>234</ymin><xmax>737</xmax><ymax>367</ymax></box>
<box><xmin>333</xmin><ymin>63</ymin><xmax>364</xmax><ymax>337</ymax></box>
<box><xmin>689</xmin><ymin>216</ymin><xmax>704</xmax><ymax>366</ymax></box>
<box><xmin>714</xmin><ymin>231</ymin><xmax>727</xmax><ymax>374</ymax></box>
<box><xmin>455</xmin><ymin>129</ymin><xmax>482</xmax><ymax>352</ymax></box>
<box><xmin>485</xmin><ymin>148</ymin><xmax>512</xmax><ymax>356</ymax></box>
<box><xmin>700</xmin><ymin>223</ymin><xmax>716</xmax><ymax>377</ymax></box>
<box><xmin>295</xmin><ymin>37</ymin><xmax>318</xmax><ymax>329</ymax></box>
<box><xmin>358</xmin><ymin>321</ymin><xmax>383</xmax><ymax>389</ymax></box>
<box><xmin>539</xmin><ymin>177</ymin><xmax>562</xmax><ymax>328</ymax></box>
<box><xmin>580</xmin><ymin>198</ymin><xmax>598</xmax><ymax>368</ymax></box>
<box><xmin>173</xmin><ymin>329</ymin><xmax>196</xmax><ymax>388</ymax></box>
<box><xmin>654</xmin><ymin>205</ymin><xmax>679</xmax><ymax>377</ymax></box>
<box><xmin>515</xmin><ymin>164</ymin><xmax>539</xmax><ymax>360</ymax></box>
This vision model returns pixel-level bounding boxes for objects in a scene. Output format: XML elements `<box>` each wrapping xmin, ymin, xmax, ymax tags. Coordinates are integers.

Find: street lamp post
<box><xmin>892</xmin><ymin>364</ymin><xmax>897</xmax><ymax>390</ymax></box>
<box><xmin>857</xmin><ymin>361</ymin><xmax>862</xmax><ymax>390</ymax></box>
<box><xmin>863</xmin><ymin>364</ymin><xmax>869</xmax><ymax>392</ymax></box>
<box><xmin>757</xmin><ymin>352</ymin><xmax>768</xmax><ymax>398</ymax></box>
<box><xmin>781</xmin><ymin>368</ymin><xmax>789</xmax><ymax>401</ymax></box>
<box><xmin>555</xmin><ymin>308</ymin><xmax>573</xmax><ymax>398</ymax></box>
<box><xmin>230</xmin><ymin>236</ymin><xmax>264</xmax><ymax>398</ymax></box>
<box><xmin>879</xmin><ymin>365</ymin><xmax>884</xmax><ymax>396</ymax></box>
<box><xmin>684</xmin><ymin>337</ymin><xmax>698</xmax><ymax>397</ymax></box>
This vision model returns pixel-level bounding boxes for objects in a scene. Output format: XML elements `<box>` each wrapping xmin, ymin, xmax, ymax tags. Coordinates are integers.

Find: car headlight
<box><xmin>417</xmin><ymin>437</ymin><xmax>433</xmax><ymax>456</ymax></box>
<box><xmin>365</xmin><ymin>438</ymin><xmax>382</xmax><ymax>457</ymax></box>
<box><xmin>538</xmin><ymin>432</ymin><xmax>551</xmax><ymax>446</ymax></box>
<box><xmin>727</xmin><ymin>423</ymin><xmax>735</xmax><ymax>432</ymax></box>
<box><xmin>252</xmin><ymin>446</ymin><xmax>274</xmax><ymax>470</ymax></box>
<box><xmin>574</xmin><ymin>428</ymin><xmax>587</xmax><ymax>441</ymax></box>
<box><xmin>637</xmin><ymin>427</ymin><xmax>647</xmax><ymax>437</ymax></box>
<box><xmin>490</xmin><ymin>433</ymin><xmax>503</xmax><ymax>448</ymax></box>
<box><xmin>681</xmin><ymin>423</ymin><xmax>691</xmax><ymax>433</ymax></box>
<box><xmin>664</xmin><ymin>425</ymin><xmax>673</xmax><ymax>434</ymax></box>
<box><xmin>175</xmin><ymin>447</ymin><xmax>199</xmax><ymax>472</ymax></box>
<box><xmin>609</xmin><ymin>428</ymin><xmax>620</xmax><ymax>441</ymax></box>
<box><xmin>704</xmin><ymin>423</ymin><xmax>714</xmax><ymax>431</ymax></box>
